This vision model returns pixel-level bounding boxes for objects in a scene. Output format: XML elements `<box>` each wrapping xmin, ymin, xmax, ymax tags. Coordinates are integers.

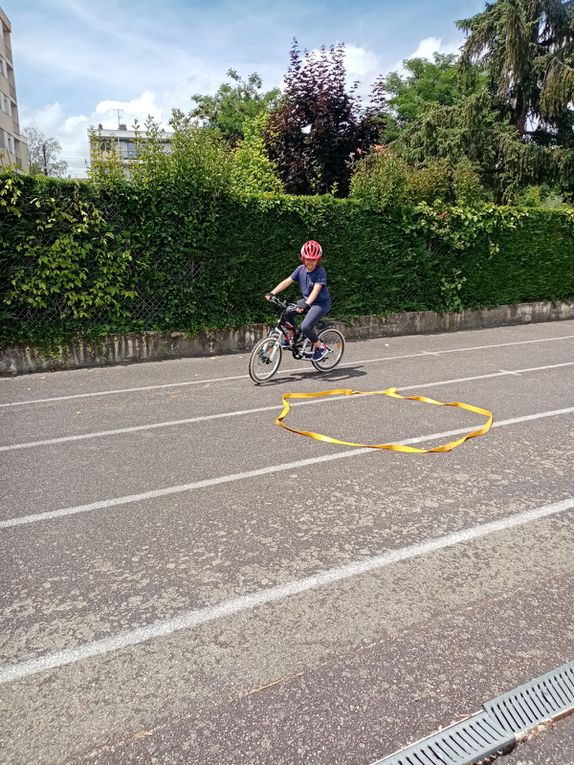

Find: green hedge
<box><xmin>1</xmin><ymin>171</ymin><xmax>573</xmax><ymax>349</ymax></box>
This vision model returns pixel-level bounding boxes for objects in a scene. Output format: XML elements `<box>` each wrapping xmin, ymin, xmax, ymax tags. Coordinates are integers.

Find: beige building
<box><xmin>89</xmin><ymin>123</ymin><xmax>173</xmax><ymax>174</ymax></box>
<box><xmin>0</xmin><ymin>7</ymin><xmax>28</xmax><ymax>172</ymax></box>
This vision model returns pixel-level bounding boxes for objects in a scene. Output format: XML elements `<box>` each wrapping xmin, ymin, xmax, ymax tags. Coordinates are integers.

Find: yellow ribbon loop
<box><xmin>275</xmin><ymin>388</ymin><xmax>493</xmax><ymax>454</ymax></box>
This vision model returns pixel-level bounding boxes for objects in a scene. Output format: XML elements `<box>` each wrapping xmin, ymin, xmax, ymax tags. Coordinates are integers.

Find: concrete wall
<box><xmin>1</xmin><ymin>300</ymin><xmax>573</xmax><ymax>376</ymax></box>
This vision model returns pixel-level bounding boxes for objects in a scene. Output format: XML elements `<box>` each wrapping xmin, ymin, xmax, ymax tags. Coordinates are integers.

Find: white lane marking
<box><xmin>2</xmin><ymin>405</ymin><xmax>573</xmax><ymax>530</ymax></box>
<box><xmin>2</xmin><ymin>361</ymin><xmax>573</xmax><ymax>453</ymax></box>
<box><xmin>1</xmin><ymin>497</ymin><xmax>573</xmax><ymax>685</ymax></box>
<box><xmin>399</xmin><ymin>361</ymin><xmax>572</xmax><ymax>391</ymax></box>
<box><xmin>2</xmin><ymin>334</ymin><xmax>574</xmax><ymax>408</ymax></box>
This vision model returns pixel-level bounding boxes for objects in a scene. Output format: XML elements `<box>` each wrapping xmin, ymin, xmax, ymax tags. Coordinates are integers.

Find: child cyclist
<box><xmin>265</xmin><ymin>240</ymin><xmax>331</xmax><ymax>361</ymax></box>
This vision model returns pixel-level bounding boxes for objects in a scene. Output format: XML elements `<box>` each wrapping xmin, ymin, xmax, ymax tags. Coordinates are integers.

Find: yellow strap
<box><xmin>275</xmin><ymin>388</ymin><xmax>493</xmax><ymax>453</ymax></box>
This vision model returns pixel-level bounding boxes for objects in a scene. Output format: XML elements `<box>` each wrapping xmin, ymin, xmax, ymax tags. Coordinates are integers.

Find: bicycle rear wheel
<box><xmin>249</xmin><ymin>337</ymin><xmax>282</xmax><ymax>383</ymax></box>
<box><xmin>312</xmin><ymin>328</ymin><xmax>345</xmax><ymax>372</ymax></box>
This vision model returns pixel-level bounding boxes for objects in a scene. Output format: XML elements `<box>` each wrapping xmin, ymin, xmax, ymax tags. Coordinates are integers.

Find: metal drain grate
<box><xmin>372</xmin><ymin>660</ymin><xmax>574</xmax><ymax>765</ymax></box>
<box><xmin>371</xmin><ymin>711</ymin><xmax>514</xmax><ymax>765</ymax></box>
<box><xmin>484</xmin><ymin>660</ymin><xmax>574</xmax><ymax>734</ymax></box>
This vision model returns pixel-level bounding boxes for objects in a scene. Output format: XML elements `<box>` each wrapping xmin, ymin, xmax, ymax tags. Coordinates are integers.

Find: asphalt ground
<box><xmin>1</xmin><ymin>320</ymin><xmax>573</xmax><ymax>765</ymax></box>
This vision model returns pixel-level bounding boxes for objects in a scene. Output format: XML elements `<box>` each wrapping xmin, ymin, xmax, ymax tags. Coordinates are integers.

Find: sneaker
<box><xmin>311</xmin><ymin>344</ymin><xmax>329</xmax><ymax>361</ymax></box>
<box><xmin>280</xmin><ymin>336</ymin><xmax>292</xmax><ymax>349</ymax></box>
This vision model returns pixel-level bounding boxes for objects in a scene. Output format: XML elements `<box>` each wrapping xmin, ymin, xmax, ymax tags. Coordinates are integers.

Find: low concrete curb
<box><xmin>1</xmin><ymin>300</ymin><xmax>573</xmax><ymax>376</ymax></box>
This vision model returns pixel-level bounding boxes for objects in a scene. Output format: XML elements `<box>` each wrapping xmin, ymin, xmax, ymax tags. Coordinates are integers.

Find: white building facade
<box><xmin>89</xmin><ymin>123</ymin><xmax>173</xmax><ymax>174</ymax></box>
<box><xmin>0</xmin><ymin>7</ymin><xmax>28</xmax><ymax>172</ymax></box>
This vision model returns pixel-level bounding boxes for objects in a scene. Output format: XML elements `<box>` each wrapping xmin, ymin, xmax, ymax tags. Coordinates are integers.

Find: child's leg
<box><xmin>282</xmin><ymin>306</ymin><xmax>298</xmax><ymax>341</ymax></box>
<box><xmin>300</xmin><ymin>304</ymin><xmax>328</xmax><ymax>346</ymax></box>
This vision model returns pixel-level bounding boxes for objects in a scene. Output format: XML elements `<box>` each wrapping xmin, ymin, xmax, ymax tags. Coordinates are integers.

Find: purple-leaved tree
<box><xmin>265</xmin><ymin>40</ymin><xmax>385</xmax><ymax>196</ymax></box>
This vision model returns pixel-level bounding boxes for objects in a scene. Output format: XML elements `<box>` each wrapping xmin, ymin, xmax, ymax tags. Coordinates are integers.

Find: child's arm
<box><xmin>303</xmin><ymin>283</ymin><xmax>324</xmax><ymax>307</ymax></box>
<box><xmin>268</xmin><ymin>277</ymin><xmax>295</xmax><ymax>297</ymax></box>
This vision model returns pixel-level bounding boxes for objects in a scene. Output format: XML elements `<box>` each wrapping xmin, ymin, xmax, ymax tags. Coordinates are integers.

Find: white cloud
<box><xmin>390</xmin><ymin>35</ymin><xmax>464</xmax><ymax>74</ymax></box>
<box><xmin>20</xmin><ymin>102</ymin><xmax>91</xmax><ymax>176</ymax></box>
<box><xmin>19</xmin><ymin>31</ymin><xmax>463</xmax><ymax>179</ymax></box>
<box><xmin>345</xmin><ymin>45</ymin><xmax>380</xmax><ymax>80</ymax></box>
<box><xmin>344</xmin><ymin>45</ymin><xmax>382</xmax><ymax>96</ymax></box>
<box><xmin>410</xmin><ymin>36</ymin><xmax>443</xmax><ymax>60</ymax></box>
<box><xmin>19</xmin><ymin>71</ymin><xmax>240</xmax><ymax>178</ymax></box>
<box><xmin>411</xmin><ymin>35</ymin><xmax>462</xmax><ymax>59</ymax></box>
<box><xmin>298</xmin><ymin>43</ymin><xmax>382</xmax><ymax>99</ymax></box>
<box><xmin>95</xmin><ymin>91</ymin><xmax>163</xmax><ymax>126</ymax></box>
<box><xmin>12</xmin><ymin>0</ymin><xmax>484</xmax><ymax>178</ymax></box>
<box><xmin>19</xmin><ymin>38</ymin><xmax>384</xmax><ymax>179</ymax></box>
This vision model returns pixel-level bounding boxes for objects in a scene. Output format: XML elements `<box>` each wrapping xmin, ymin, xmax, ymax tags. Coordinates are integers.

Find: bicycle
<box><xmin>249</xmin><ymin>296</ymin><xmax>345</xmax><ymax>383</ymax></box>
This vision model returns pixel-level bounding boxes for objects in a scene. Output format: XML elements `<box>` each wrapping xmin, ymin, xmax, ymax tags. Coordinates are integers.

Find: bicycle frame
<box><xmin>267</xmin><ymin>296</ymin><xmax>316</xmax><ymax>359</ymax></box>
<box><xmin>249</xmin><ymin>295</ymin><xmax>345</xmax><ymax>382</ymax></box>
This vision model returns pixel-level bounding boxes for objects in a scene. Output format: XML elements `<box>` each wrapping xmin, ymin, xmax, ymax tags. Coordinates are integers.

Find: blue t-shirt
<box><xmin>289</xmin><ymin>265</ymin><xmax>331</xmax><ymax>308</ymax></box>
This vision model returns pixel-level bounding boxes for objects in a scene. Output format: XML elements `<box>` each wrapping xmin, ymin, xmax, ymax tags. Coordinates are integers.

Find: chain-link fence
<box><xmin>0</xmin><ymin>225</ymin><xmax>472</xmax><ymax>348</ymax></box>
<box><xmin>0</xmin><ymin>188</ymin><xmax>218</xmax><ymax>346</ymax></box>
<box><xmin>3</xmin><ymin>174</ymin><xmax>573</xmax><ymax>349</ymax></box>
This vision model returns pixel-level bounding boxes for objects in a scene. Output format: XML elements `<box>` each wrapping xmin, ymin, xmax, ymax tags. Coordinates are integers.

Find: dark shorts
<box><xmin>285</xmin><ymin>300</ymin><xmax>330</xmax><ymax>343</ymax></box>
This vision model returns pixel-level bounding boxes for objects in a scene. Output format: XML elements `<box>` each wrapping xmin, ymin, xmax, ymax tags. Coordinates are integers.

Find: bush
<box><xmin>452</xmin><ymin>157</ymin><xmax>490</xmax><ymax>206</ymax></box>
<box><xmin>513</xmin><ymin>185</ymin><xmax>569</xmax><ymax>209</ymax></box>
<box><xmin>350</xmin><ymin>150</ymin><xmax>489</xmax><ymax>208</ymax></box>
<box><xmin>407</xmin><ymin>158</ymin><xmax>452</xmax><ymax>205</ymax></box>
<box><xmin>1</xmin><ymin>169</ymin><xmax>573</xmax><ymax>350</ymax></box>
<box><xmin>349</xmin><ymin>148</ymin><xmax>412</xmax><ymax>209</ymax></box>
<box><xmin>230</xmin><ymin>115</ymin><xmax>284</xmax><ymax>195</ymax></box>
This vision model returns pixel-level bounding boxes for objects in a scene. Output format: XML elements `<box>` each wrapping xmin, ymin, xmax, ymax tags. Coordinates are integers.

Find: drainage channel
<box><xmin>371</xmin><ymin>659</ymin><xmax>574</xmax><ymax>765</ymax></box>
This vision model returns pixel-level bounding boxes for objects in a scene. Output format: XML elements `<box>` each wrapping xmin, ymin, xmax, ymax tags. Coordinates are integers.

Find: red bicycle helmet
<box><xmin>300</xmin><ymin>240</ymin><xmax>323</xmax><ymax>260</ymax></box>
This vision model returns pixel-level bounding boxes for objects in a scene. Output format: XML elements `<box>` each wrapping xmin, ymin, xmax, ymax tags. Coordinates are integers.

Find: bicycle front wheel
<box><xmin>249</xmin><ymin>337</ymin><xmax>282</xmax><ymax>383</ymax></box>
<box><xmin>312</xmin><ymin>328</ymin><xmax>345</xmax><ymax>372</ymax></box>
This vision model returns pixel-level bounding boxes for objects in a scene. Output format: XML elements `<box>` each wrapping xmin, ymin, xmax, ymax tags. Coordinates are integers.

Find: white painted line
<box><xmin>2</xmin><ymin>405</ymin><xmax>573</xmax><ymax>530</ymax></box>
<box><xmin>0</xmin><ymin>372</ymin><xmax>250</xmax><ymax>407</ymax></box>
<box><xmin>2</xmin><ymin>334</ymin><xmax>573</xmax><ymax>408</ymax></box>
<box><xmin>326</xmin><ymin>334</ymin><xmax>574</xmax><ymax>369</ymax></box>
<box><xmin>399</xmin><ymin>361</ymin><xmax>574</xmax><ymax>392</ymax></box>
<box><xmin>1</xmin><ymin>496</ymin><xmax>573</xmax><ymax>685</ymax></box>
<box><xmin>2</xmin><ymin>361</ymin><xmax>573</xmax><ymax>453</ymax></box>
<box><xmin>0</xmin><ymin>405</ymin><xmax>280</xmax><ymax>452</ymax></box>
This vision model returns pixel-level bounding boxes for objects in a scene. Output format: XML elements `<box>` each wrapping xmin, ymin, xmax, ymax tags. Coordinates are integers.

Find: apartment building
<box><xmin>0</xmin><ymin>7</ymin><xmax>28</xmax><ymax>172</ymax></box>
<box><xmin>89</xmin><ymin>123</ymin><xmax>173</xmax><ymax>174</ymax></box>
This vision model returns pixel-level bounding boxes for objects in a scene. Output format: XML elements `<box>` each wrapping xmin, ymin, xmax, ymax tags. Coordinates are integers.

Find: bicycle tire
<box><xmin>249</xmin><ymin>337</ymin><xmax>282</xmax><ymax>383</ymax></box>
<box><xmin>312</xmin><ymin>328</ymin><xmax>345</xmax><ymax>372</ymax></box>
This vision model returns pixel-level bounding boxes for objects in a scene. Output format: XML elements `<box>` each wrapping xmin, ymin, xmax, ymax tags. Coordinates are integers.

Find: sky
<box><xmin>4</xmin><ymin>0</ymin><xmax>486</xmax><ymax>177</ymax></box>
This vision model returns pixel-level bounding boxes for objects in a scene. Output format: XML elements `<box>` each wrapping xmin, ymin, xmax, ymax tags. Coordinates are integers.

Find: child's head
<box><xmin>300</xmin><ymin>240</ymin><xmax>323</xmax><ymax>270</ymax></box>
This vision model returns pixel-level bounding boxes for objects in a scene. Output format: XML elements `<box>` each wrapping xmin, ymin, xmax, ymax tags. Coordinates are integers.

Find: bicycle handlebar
<box><xmin>266</xmin><ymin>295</ymin><xmax>290</xmax><ymax>310</ymax></box>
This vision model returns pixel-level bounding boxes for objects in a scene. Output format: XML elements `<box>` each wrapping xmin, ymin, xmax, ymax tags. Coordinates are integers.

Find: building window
<box><xmin>120</xmin><ymin>139</ymin><xmax>138</xmax><ymax>160</ymax></box>
<box><xmin>0</xmin><ymin>57</ymin><xmax>6</xmax><ymax>77</ymax></box>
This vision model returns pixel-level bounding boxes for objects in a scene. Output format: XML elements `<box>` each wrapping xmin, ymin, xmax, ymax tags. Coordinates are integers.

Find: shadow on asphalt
<box><xmin>255</xmin><ymin>364</ymin><xmax>369</xmax><ymax>386</ymax></box>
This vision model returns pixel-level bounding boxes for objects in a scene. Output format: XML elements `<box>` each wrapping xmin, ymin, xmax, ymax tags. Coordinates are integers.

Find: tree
<box><xmin>350</xmin><ymin>146</ymin><xmax>488</xmax><ymax>209</ymax></box>
<box><xmin>230</xmin><ymin>114</ymin><xmax>285</xmax><ymax>194</ymax></box>
<box><xmin>23</xmin><ymin>127</ymin><xmax>68</xmax><ymax>177</ymax></box>
<box><xmin>190</xmin><ymin>69</ymin><xmax>280</xmax><ymax>145</ymax></box>
<box><xmin>377</xmin><ymin>10</ymin><xmax>574</xmax><ymax>203</ymax></box>
<box><xmin>457</xmin><ymin>0</ymin><xmax>574</xmax><ymax>142</ymax></box>
<box><xmin>384</xmin><ymin>53</ymin><xmax>484</xmax><ymax>142</ymax></box>
<box><xmin>264</xmin><ymin>41</ymin><xmax>385</xmax><ymax>196</ymax></box>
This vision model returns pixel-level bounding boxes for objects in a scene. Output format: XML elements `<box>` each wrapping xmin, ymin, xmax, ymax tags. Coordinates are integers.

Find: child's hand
<box><xmin>265</xmin><ymin>293</ymin><xmax>273</xmax><ymax>301</ymax></box>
